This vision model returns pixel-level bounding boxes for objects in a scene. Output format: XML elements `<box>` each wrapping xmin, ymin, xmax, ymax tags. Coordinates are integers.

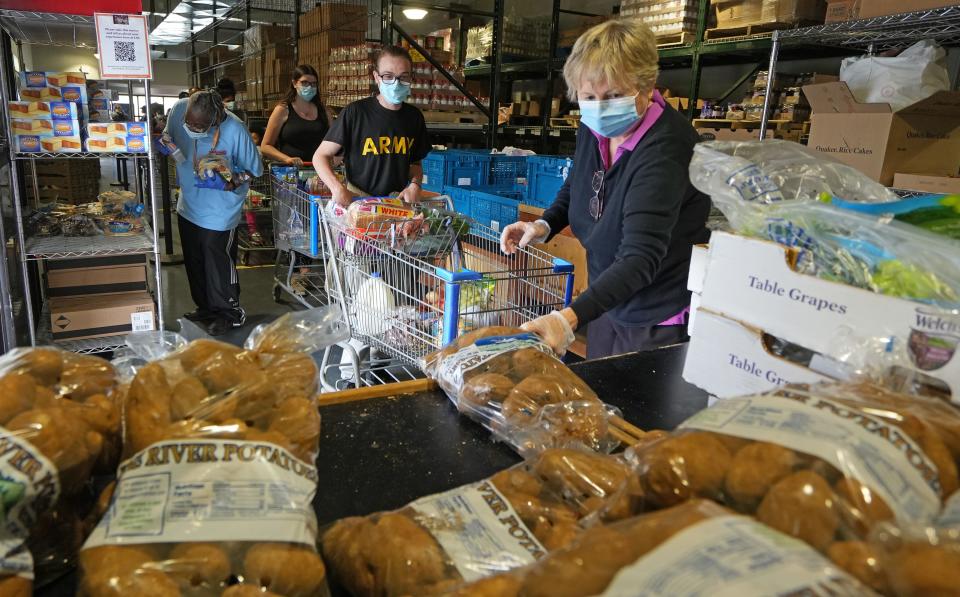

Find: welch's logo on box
<box><xmin>909</xmin><ymin>308</ymin><xmax>960</xmax><ymax>372</ymax></box>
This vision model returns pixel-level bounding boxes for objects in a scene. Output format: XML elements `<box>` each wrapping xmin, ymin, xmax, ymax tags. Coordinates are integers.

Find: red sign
<box><xmin>0</xmin><ymin>0</ymin><xmax>142</xmax><ymax>15</ymax></box>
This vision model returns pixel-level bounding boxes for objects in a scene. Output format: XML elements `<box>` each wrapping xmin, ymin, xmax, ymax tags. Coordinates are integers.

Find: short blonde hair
<box><xmin>562</xmin><ymin>18</ymin><xmax>659</xmax><ymax>102</ymax></box>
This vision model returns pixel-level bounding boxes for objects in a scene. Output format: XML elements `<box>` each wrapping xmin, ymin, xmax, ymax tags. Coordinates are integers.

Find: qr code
<box><xmin>114</xmin><ymin>41</ymin><xmax>136</xmax><ymax>62</ymax></box>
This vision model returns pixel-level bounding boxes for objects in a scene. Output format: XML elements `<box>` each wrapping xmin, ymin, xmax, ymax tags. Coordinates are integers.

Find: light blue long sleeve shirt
<box><xmin>165</xmin><ymin>98</ymin><xmax>263</xmax><ymax>231</ymax></box>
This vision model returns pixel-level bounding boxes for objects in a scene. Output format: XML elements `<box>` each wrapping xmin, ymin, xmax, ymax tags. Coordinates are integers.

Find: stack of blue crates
<box><xmin>422</xmin><ymin>150</ymin><xmax>574</xmax><ymax>230</ymax></box>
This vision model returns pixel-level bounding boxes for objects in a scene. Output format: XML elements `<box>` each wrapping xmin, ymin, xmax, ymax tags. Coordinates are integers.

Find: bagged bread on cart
<box><xmin>78</xmin><ymin>307</ymin><xmax>348</xmax><ymax>597</ymax></box>
<box><xmin>421</xmin><ymin>326</ymin><xmax>642</xmax><ymax>455</ymax></box>
<box><xmin>0</xmin><ymin>347</ymin><xmax>123</xmax><ymax>594</ymax></box>
<box><xmin>621</xmin><ymin>381</ymin><xmax>960</xmax><ymax>589</ymax></box>
<box><xmin>322</xmin><ymin>447</ymin><xmax>643</xmax><ymax>597</ymax></box>
<box><xmin>446</xmin><ymin>499</ymin><xmax>875</xmax><ymax>597</ymax></box>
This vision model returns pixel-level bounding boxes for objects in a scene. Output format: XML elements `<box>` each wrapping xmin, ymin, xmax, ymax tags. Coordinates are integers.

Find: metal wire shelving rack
<box><xmin>0</xmin><ymin>10</ymin><xmax>166</xmax><ymax>353</ymax></box>
<box><xmin>759</xmin><ymin>5</ymin><xmax>960</xmax><ymax>132</ymax></box>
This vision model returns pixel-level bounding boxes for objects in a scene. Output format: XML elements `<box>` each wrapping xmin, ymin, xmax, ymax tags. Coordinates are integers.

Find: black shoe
<box><xmin>206</xmin><ymin>318</ymin><xmax>231</xmax><ymax>337</ymax></box>
<box><xmin>184</xmin><ymin>309</ymin><xmax>215</xmax><ymax>323</ymax></box>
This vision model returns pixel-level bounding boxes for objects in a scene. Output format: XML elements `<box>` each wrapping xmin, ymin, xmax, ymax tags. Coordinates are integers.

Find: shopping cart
<box><xmin>270</xmin><ymin>163</ymin><xmax>333</xmax><ymax>307</ymax></box>
<box><xmin>320</xmin><ymin>199</ymin><xmax>575</xmax><ymax>389</ymax></box>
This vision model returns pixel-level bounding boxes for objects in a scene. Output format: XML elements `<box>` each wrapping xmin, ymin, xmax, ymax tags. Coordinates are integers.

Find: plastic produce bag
<box><xmin>690</xmin><ymin>142</ymin><xmax>960</xmax><ymax>306</ymax></box>
<box><xmin>0</xmin><ymin>348</ymin><xmax>123</xmax><ymax>592</ymax></box>
<box><xmin>421</xmin><ymin>327</ymin><xmax>627</xmax><ymax>455</ymax></box>
<box><xmin>840</xmin><ymin>39</ymin><xmax>950</xmax><ymax>113</ymax></box>
<box><xmin>321</xmin><ymin>447</ymin><xmax>642</xmax><ymax>597</ymax></box>
<box><xmin>449</xmin><ymin>500</ymin><xmax>874</xmax><ymax>597</ymax></box>
<box><xmin>622</xmin><ymin>382</ymin><xmax>960</xmax><ymax>569</ymax></box>
<box><xmin>78</xmin><ymin>306</ymin><xmax>348</xmax><ymax>597</ymax></box>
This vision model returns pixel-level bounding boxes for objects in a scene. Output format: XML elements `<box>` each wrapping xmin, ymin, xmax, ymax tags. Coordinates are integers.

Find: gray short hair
<box><xmin>562</xmin><ymin>18</ymin><xmax>659</xmax><ymax>102</ymax></box>
<box><xmin>187</xmin><ymin>89</ymin><xmax>226</xmax><ymax>127</ymax></box>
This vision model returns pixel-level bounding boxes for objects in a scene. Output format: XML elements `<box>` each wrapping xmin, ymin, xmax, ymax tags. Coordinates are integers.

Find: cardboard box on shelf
<box><xmin>49</xmin><ymin>291</ymin><xmax>155</xmax><ymax>341</ymax></box>
<box><xmin>20</xmin><ymin>71</ymin><xmax>86</xmax><ymax>88</ymax></box>
<box><xmin>683</xmin><ymin>308</ymin><xmax>839</xmax><ymax>399</ymax></box>
<box><xmin>858</xmin><ymin>0</ymin><xmax>957</xmax><ymax>18</ymax></box>
<box><xmin>8</xmin><ymin>101</ymin><xmax>77</xmax><ymax>120</ymax></box>
<box><xmin>804</xmin><ymin>81</ymin><xmax>960</xmax><ymax>185</ymax></box>
<box><xmin>85</xmin><ymin>134</ymin><xmax>146</xmax><ymax>153</ymax></box>
<box><xmin>825</xmin><ymin>0</ymin><xmax>860</xmax><ymax>21</ymax></box>
<box><xmin>715</xmin><ymin>0</ymin><xmax>826</xmax><ymax>28</ymax></box>
<box><xmin>16</xmin><ymin>134</ymin><xmax>83</xmax><ymax>153</ymax></box>
<box><xmin>243</xmin><ymin>24</ymin><xmax>290</xmax><ymax>55</ymax></box>
<box><xmin>47</xmin><ymin>256</ymin><xmax>148</xmax><ymax>298</ymax></box>
<box><xmin>696</xmin><ymin>231</ymin><xmax>960</xmax><ymax>400</ymax></box>
<box><xmin>893</xmin><ymin>173</ymin><xmax>960</xmax><ymax>195</ymax></box>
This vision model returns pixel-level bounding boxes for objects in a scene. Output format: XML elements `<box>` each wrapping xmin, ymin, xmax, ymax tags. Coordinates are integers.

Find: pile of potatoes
<box><xmin>627</xmin><ymin>382</ymin><xmax>960</xmax><ymax>595</ymax></box>
<box><xmin>80</xmin><ymin>333</ymin><xmax>329</xmax><ymax>597</ymax></box>
<box><xmin>447</xmin><ymin>500</ymin><xmax>871</xmax><ymax>597</ymax></box>
<box><xmin>322</xmin><ymin>448</ymin><xmax>642</xmax><ymax>597</ymax></box>
<box><xmin>423</xmin><ymin>327</ymin><xmax>612</xmax><ymax>453</ymax></box>
<box><xmin>0</xmin><ymin>347</ymin><xmax>122</xmax><ymax>595</ymax></box>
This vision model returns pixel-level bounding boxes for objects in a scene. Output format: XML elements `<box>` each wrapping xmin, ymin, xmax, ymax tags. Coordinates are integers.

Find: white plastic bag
<box><xmin>840</xmin><ymin>39</ymin><xmax>950</xmax><ymax>112</ymax></box>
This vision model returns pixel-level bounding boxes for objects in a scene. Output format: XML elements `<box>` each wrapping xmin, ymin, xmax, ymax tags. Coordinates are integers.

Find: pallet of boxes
<box><xmin>709</xmin><ymin>0</ymin><xmax>826</xmax><ymax>39</ymax></box>
<box><xmin>242</xmin><ymin>24</ymin><xmax>291</xmax><ymax>113</ymax></box>
<box><xmin>620</xmin><ymin>0</ymin><xmax>700</xmax><ymax>45</ymax></box>
<box><xmin>25</xmin><ymin>159</ymin><xmax>100</xmax><ymax>205</ymax></box>
<box><xmin>298</xmin><ymin>2</ymin><xmax>368</xmax><ymax>102</ymax></box>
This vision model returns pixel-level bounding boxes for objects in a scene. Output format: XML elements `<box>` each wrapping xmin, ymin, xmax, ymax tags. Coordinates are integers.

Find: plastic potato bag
<box><xmin>690</xmin><ymin>142</ymin><xmax>960</xmax><ymax>306</ymax></box>
<box><xmin>848</xmin><ymin>523</ymin><xmax>960</xmax><ymax>595</ymax></box>
<box><xmin>447</xmin><ymin>499</ymin><xmax>873</xmax><ymax>597</ymax></box>
<box><xmin>78</xmin><ymin>307</ymin><xmax>348</xmax><ymax>597</ymax></box>
<box><xmin>0</xmin><ymin>348</ymin><xmax>123</xmax><ymax>593</ymax></box>
<box><xmin>421</xmin><ymin>327</ymin><xmax>622</xmax><ymax>455</ymax></box>
<box><xmin>622</xmin><ymin>381</ymin><xmax>960</xmax><ymax>577</ymax></box>
<box><xmin>321</xmin><ymin>447</ymin><xmax>643</xmax><ymax>597</ymax></box>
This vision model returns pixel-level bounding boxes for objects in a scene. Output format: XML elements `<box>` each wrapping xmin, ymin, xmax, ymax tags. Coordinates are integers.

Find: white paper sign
<box><xmin>94</xmin><ymin>13</ymin><xmax>153</xmax><ymax>79</ymax></box>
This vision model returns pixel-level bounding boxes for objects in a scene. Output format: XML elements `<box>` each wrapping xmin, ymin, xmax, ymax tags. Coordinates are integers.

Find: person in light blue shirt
<box><xmin>165</xmin><ymin>90</ymin><xmax>263</xmax><ymax>336</ymax></box>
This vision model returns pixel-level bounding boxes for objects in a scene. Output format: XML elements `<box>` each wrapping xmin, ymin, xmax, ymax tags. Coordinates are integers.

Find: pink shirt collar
<box><xmin>592</xmin><ymin>90</ymin><xmax>666</xmax><ymax>170</ymax></box>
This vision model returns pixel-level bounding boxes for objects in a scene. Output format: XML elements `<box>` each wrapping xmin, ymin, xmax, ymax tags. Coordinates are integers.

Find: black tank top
<box><xmin>278</xmin><ymin>102</ymin><xmax>328</xmax><ymax>161</ymax></box>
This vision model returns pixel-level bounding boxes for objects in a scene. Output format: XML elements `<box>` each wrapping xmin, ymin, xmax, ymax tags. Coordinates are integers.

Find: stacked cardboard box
<box><xmin>825</xmin><ymin>0</ymin><xmax>954</xmax><ymax>22</ymax></box>
<box><xmin>26</xmin><ymin>158</ymin><xmax>100</xmax><ymax>204</ymax></box>
<box><xmin>263</xmin><ymin>43</ymin><xmax>297</xmax><ymax>98</ymax></box>
<box><xmin>13</xmin><ymin>71</ymin><xmax>88</xmax><ymax>153</ymax></box>
<box><xmin>713</xmin><ymin>0</ymin><xmax>826</xmax><ymax>29</ymax></box>
<box><xmin>47</xmin><ymin>255</ymin><xmax>155</xmax><ymax>341</ymax></box>
<box><xmin>620</xmin><ymin>0</ymin><xmax>699</xmax><ymax>39</ymax></box>
<box><xmin>557</xmin><ymin>16</ymin><xmax>609</xmax><ymax>48</ymax></box>
<box><xmin>298</xmin><ymin>3</ymin><xmax>368</xmax><ymax>100</ymax></box>
<box><xmin>465</xmin><ymin>17</ymin><xmax>551</xmax><ymax>62</ymax></box>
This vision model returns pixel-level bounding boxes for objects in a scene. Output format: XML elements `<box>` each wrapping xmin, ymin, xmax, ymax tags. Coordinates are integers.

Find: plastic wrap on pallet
<box><xmin>322</xmin><ymin>447</ymin><xmax>642</xmax><ymax>597</ymax></box>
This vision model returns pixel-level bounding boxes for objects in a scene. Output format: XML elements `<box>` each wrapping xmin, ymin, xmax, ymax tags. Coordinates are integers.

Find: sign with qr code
<box><xmin>94</xmin><ymin>13</ymin><xmax>152</xmax><ymax>79</ymax></box>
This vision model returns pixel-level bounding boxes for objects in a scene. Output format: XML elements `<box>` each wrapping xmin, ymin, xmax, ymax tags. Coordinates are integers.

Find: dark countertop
<box><xmin>40</xmin><ymin>344</ymin><xmax>707</xmax><ymax>595</ymax></box>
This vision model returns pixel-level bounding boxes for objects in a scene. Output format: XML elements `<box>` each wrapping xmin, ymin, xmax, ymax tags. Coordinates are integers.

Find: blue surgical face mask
<box><xmin>298</xmin><ymin>85</ymin><xmax>317</xmax><ymax>101</ymax></box>
<box><xmin>182</xmin><ymin>122</ymin><xmax>209</xmax><ymax>140</ymax></box>
<box><xmin>379</xmin><ymin>79</ymin><xmax>411</xmax><ymax>105</ymax></box>
<box><xmin>578</xmin><ymin>94</ymin><xmax>642</xmax><ymax>138</ymax></box>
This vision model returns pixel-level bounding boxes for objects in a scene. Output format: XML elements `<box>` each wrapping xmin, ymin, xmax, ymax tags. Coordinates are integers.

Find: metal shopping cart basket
<box><xmin>320</xmin><ymin>199</ymin><xmax>575</xmax><ymax>389</ymax></box>
<box><xmin>270</xmin><ymin>163</ymin><xmax>333</xmax><ymax>307</ymax></box>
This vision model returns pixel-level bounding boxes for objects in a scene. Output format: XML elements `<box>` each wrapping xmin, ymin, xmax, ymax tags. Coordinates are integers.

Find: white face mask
<box><xmin>224</xmin><ymin>101</ymin><xmax>236</xmax><ymax>111</ymax></box>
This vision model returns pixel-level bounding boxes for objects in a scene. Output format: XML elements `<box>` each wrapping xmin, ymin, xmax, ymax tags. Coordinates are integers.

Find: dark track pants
<box><xmin>586</xmin><ymin>312</ymin><xmax>689</xmax><ymax>360</ymax></box>
<box><xmin>178</xmin><ymin>214</ymin><xmax>244</xmax><ymax>324</ymax></box>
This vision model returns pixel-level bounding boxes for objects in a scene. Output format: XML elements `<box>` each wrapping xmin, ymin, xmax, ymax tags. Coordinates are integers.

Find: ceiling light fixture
<box><xmin>402</xmin><ymin>8</ymin><xmax>428</xmax><ymax>19</ymax></box>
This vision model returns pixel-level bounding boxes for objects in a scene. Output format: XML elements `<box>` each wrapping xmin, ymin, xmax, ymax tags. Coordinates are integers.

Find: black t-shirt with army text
<box><xmin>324</xmin><ymin>97</ymin><xmax>431</xmax><ymax>196</ymax></box>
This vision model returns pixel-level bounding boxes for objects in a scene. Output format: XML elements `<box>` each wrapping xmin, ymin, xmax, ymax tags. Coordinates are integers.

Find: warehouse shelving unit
<box><xmin>759</xmin><ymin>4</ymin><xmax>960</xmax><ymax>132</ymax></box>
<box><xmin>0</xmin><ymin>10</ymin><xmax>165</xmax><ymax>353</ymax></box>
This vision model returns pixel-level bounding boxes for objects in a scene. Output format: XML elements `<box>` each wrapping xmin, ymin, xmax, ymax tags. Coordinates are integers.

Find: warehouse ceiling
<box><xmin>148</xmin><ymin>0</ymin><xmax>242</xmax><ymax>45</ymax></box>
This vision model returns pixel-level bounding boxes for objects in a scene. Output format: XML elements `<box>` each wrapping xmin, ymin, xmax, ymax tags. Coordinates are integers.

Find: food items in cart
<box><xmin>321</xmin><ymin>448</ymin><xmax>642</xmax><ymax>597</ymax></box>
<box><xmin>421</xmin><ymin>327</ymin><xmax>623</xmax><ymax>454</ymax></box>
<box><xmin>78</xmin><ymin>307</ymin><xmax>347</xmax><ymax>597</ymax></box>
<box><xmin>623</xmin><ymin>381</ymin><xmax>960</xmax><ymax>589</ymax></box>
<box><xmin>0</xmin><ymin>348</ymin><xmax>122</xmax><ymax>591</ymax></box>
<box><xmin>447</xmin><ymin>500</ymin><xmax>872</xmax><ymax>597</ymax></box>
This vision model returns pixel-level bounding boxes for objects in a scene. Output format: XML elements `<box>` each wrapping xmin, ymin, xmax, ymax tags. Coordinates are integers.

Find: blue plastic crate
<box><xmin>526</xmin><ymin>155</ymin><xmax>573</xmax><ymax>209</ymax></box>
<box><xmin>420</xmin><ymin>150</ymin><xmax>493</xmax><ymax>189</ymax></box>
<box><xmin>470</xmin><ymin>190</ymin><xmax>520</xmax><ymax>232</ymax></box>
<box><xmin>421</xmin><ymin>153</ymin><xmax>445</xmax><ymax>192</ymax></box>
<box><xmin>442</xmin><ymin>186</ymin><xmax>473</xmax><ymax>217</ymax></box>
<box><xmin>489</xmin><ymin>154</ymin><xmax>527</xmax><ymax>187</ymax></box>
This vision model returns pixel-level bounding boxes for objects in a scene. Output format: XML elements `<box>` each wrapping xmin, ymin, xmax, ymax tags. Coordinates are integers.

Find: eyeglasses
<box><xmin>297</xmin><ymin>81</ymin><xmax>318</xmax><ymax>88</ymax></box>
<box><xmin>378</xmin><ymin>72</ymin><xmax>413</xmax><ymax>85</ymax></box>
<box><xmin>589</xmin><ymin>170</ymin><xmax>605</xmax><ymax>221</ymax></box>
<box><xmin>184</xmin><ymin>115</ymin><xmax>214</xmax><ymax>134</ymax></box>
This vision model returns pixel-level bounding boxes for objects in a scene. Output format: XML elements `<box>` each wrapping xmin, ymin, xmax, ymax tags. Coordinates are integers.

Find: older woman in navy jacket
<box><xmin>501</xmin><ymin>18</ymin><xmax>711</xmax><ymax>359</ymax></box>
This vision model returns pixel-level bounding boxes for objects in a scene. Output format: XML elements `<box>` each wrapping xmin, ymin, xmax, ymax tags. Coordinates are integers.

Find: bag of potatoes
<box><xmin>78</xmin><ymin>307</ymin><xmax>347</xmax><ymax>597</ymax></box>
<box><xmin>321</xmin><ymin>447</ymin><xmax>643</xmax><ymax>597</ymax></box>
<box><xmin>624</xmin><ymin>382</ymin><xmax>960</xmax><ymax>587</ymax></box>
<box><xmin>448</xmin><ymin>499</ymin><xmax>874</xmax><ymax>597</ymax></box>
<box><xmin>0</xmin><ymin>347</ymin><xmax>122</xmax><ymax>595</ymax></box>
<box><xmin>421</xmin><ymin>326</ymin><xmax>622</xmax><ymax>454</ymax></box>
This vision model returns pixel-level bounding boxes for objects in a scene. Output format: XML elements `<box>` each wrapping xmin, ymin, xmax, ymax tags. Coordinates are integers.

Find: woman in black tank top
<box><xmin>261</xmin><ymin>64</ymin><xmax>332</xmax><ymax>165</ymax></box>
